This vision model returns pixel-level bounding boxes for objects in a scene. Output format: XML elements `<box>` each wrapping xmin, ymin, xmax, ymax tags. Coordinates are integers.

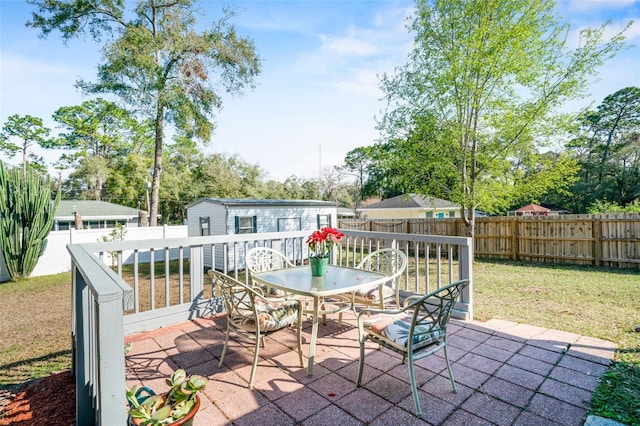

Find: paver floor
<box><xmin>124</xmin><ymin>314</ymin><xmax>616</xmax><ymax>426</ymax></box>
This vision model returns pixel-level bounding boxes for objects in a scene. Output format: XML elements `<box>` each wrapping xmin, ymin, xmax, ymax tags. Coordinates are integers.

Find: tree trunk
<box><xmin>22</xmin><ymin>145</ymin><xmax>27</xmax><ymax>178</ymax></box>
<box><xmin>149</xmin><ymin>106</ymin><xmax>164</xmax><ymax>227</ymax></box>
<box><xmin>465</xmin><ymin>213</ymin><xmax>475</xmax><ymax>238</ymax></box>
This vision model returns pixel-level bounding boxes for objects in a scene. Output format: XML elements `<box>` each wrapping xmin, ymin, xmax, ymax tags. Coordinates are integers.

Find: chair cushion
<box><xmin>258</xmin><ymin>285</ymin><xmax>287</xmax><ymax>297</ymax></box>
<box><xmin>363</xmin><ymin>313</ymin><xmax>402</xmax><ymax>334</ymax></box>
<box><xmin>354</xmin><ymin>284</ymin><xmax>395</xmax><ymax>301</ymax></box>
<box><xmin>365</xmin><ymin>314</ymin><xmax>444</xmax><ymax>348</ymax></box>
<box><xmin>235</xmin><ymin>298</ymin><xmax>299</xmax><ymax>332</ymax></box>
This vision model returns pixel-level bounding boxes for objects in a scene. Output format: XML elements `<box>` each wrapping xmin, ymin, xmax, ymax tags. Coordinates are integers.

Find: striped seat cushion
<box><xmin>354</xmin><ymin>284</ymin><xmax>395</xmax><ymax>301</ymax></box>
<box><xmin>365</xmin><ymin>314</ymin><xmax>444</xmax><ymax>348</ymax></box>
<box><xmin>234</xmin><ymin>299</ymin><xmax>299</xmax><ymax>331</ymax></box>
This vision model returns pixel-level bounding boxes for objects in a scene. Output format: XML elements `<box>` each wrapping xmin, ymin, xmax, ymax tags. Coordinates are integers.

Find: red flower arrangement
<box><xmin>306</xmin><ymin>227</ymin><xmax>345</xmax><ymax>258</ymax></box>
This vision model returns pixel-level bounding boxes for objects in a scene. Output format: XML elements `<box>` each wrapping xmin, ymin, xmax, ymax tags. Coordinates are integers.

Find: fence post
<box><xmin>593</xmin><ymin>218</ymin><xmax>601</xmax><ymax>266</ymax></box>
<box><xmin>511</xmin><ymin>217</ymin><xmax>518</xmax><ymax>261</ymax></box>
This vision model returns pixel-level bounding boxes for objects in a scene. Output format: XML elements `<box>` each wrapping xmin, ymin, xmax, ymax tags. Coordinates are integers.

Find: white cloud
<box><xmin>330</xmin><ymin>68</ymin><xmax>383</xmax><ymax>97</ymax></box>
<box><xmin>319</xmin><ymin>33</ymin><xmax>378</xmax><ymax>57</ymax></box>
<box><xmin>288</xmin><ymin>3</ymin><xmax>412</xmax><ymax>99</ymax></box>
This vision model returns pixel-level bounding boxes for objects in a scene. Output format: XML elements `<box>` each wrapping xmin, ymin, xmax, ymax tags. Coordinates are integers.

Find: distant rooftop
<box><xmin>360</xmin><ymin>194</ymin><xmax>459</xmax><ymax>210</ymax></box>
<box><xmin>185</xmin><ymin>198</ymin><xmax>338</xmax><ymax>209</ymax></box>
<box><xmin>56</xmin><ymin>200</ymin><xmax>142</xmax><ymax>220</ymax></box>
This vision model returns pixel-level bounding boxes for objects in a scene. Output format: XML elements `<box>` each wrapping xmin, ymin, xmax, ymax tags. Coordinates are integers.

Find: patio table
<box><xmin>251</xmin><ymin>265</ymin><xmax>388</xmax><ymax>376</ymax></box>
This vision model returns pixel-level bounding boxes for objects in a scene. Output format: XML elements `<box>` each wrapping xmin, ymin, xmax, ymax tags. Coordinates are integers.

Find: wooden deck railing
<box><xmin>67</xmin><ymin>229</ymin><xmax>472</xmax><ymax>424</ymax></box>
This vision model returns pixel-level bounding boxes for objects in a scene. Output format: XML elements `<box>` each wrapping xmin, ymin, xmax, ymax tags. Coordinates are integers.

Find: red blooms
<box><xmin>306</xmin><ymin>227</ymin><xmax>345</xmax><ymax>258</ymax></box>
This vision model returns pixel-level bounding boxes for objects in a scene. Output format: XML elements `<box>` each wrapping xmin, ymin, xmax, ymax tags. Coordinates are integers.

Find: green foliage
<box><xmin>0</xmin><ymin>114</ymin><xmax>53</xmax><ymax>174</ymax></box>
<box><xmin>53</xmin><ymin>98</ymin><xmax>153</xmax><ymax>201</ymax></box>
<box><xmin>588</xmin><ymin>200</ymin><xmax>640</xmax><ymax>214</ymax></box>
<box><xmin>126</xmin><ymin>369</ymin><xmax>207</xmax><ymax>425</ymax></box>
<box><xmin>344</xmin><ymin>147</ymin><xmax>375</xmax><ymax>204</ymax></box>
<box><xmin>0</xmin><ymin>161</ymin><xmax>61</xmax><ymax>280</ymax></box>
<box><xmin>374</xmin><ymin>0</ymin><xmax>631</xmax><ymax>234</ymax></box>
<box><xmin>560</xmin><ymin>87</ymin><xmax>640</xmax><ymax>213</ymax></box>
<box><xmin>100</xmin><ymin>223</ymin><xmax>127</xmax><ymax>268</ymax></box>
<box><xmin>28</xmin><ymin>0</ymin><xmax>261</xmax><ymax>226</ymax></box>
<box><xmin>590</xmin><ymin>362</ymin><xmax>640</xmax><ymax>426</ymax></box>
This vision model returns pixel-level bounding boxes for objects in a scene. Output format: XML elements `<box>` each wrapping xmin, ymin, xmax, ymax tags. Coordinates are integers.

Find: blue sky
<box><xmin>1</xmin><ymin>0</ymin><xmax>639</xmax><ymax>182</ymax></box>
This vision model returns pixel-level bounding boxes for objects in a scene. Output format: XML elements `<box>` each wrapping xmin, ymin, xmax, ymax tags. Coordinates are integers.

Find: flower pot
<box><xmin>128</xmin><ymin>394</ymin><xmax>201</xmax><ymax>426</ymax></box>
<box><xmin>309</xmin><ymin>256</ymin><xmax>328</xmax><ymax>277</ymax></box>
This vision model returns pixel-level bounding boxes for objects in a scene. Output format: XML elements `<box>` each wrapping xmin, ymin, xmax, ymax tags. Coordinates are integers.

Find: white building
<box><xmin>54</xmin><ymin>200</ymin><xmax>144</xmax><ymax>230</ymax></box>
<box><xmin>185</xmin><ymin>198</ymin><xmax>338</xmax><ymax>271</ymax></box>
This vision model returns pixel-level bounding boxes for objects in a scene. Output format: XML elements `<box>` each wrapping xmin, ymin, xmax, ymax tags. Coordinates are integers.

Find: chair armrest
<box><xmin>356</xmin><ymin>303</ymin><xmax>414</xmax><ymax>340</ymax></box>
<box><xmin>255</xmin><ymin>294</ymin><xmax>296</xmax><ymax>304</ymax></box>
<box><xmin>402</xmin><ymin>294</ymin><xmax>424</xmax><ymax>307</ymax></box>
<box><xmin>357</xmin><ymin>306</ymin><xmax>407</xmax><ymax>318</ymax></box>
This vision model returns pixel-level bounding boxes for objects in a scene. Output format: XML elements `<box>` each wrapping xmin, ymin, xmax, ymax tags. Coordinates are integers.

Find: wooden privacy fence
<box><xmin>338</xmin><ymin>214</ymin><xmax>640</xmax><ymax>269</ymax></box>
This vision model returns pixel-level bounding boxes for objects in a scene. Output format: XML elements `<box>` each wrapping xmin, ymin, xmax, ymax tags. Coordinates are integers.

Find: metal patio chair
<box><xmin>245</xmin><ymin>246</ymin><xmax>349</xmax><ymax>326</ymax></box>
<box><xmin>350</xmin><ymin>248</ymin><xmax>408</xmax><ymax>310</ymax></box>
<box><xmin>209</xmin><ymin>270</ymin><xmax>304</xmax><ymax>389</ymax></box>
<box><xmin>245</xmin><ymin>247</ymin><xmax>296</xmax><ymax>296</ymax></box>
<box><xmin>356</xmin><ymin>279</ymin><xmax>470</xmax><ymax>417</ymax></box>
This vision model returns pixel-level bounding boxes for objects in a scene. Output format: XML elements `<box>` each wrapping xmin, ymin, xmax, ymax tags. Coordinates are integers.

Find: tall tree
<box><xmin>562</xmin><ymin>87</ymin><xmax>640</xmax><ymax>212</ymax></box>
<box><xmin>317</xmin><ymin>166</ymin><xmax>352</xmax><ymax>206</ymax></box>
<box><xmin>28</xmin><ymin>0</ymin><xmax>261</xmax><ymax>225</ymax></box>
<box><xmin>158</xmin><ymin>137</ymin><xmax>204</xmax><ymax>223</ymax></box>
<box><xmin>0</xmin><ymin>114</ymin><xmax>53</xmax><ymax>176</ymax></box>
<box><xmin>377</xmin><ymin>0</ymin><xmax>630</xmax><ymax>236</ymax></box>
<box><xmin>344</xmin><ymin>147</ymin><xmax>374</xmax><ymax>209</ymax></box>
<box><xmin>52</xmin><ymin>98</ymin><xmax>151</xmax><ymax>200</ymax></box>
<box><xmin>103</xmin><ymin>152</ymin><xmax>152</xmax><ymax>208</ymax></box>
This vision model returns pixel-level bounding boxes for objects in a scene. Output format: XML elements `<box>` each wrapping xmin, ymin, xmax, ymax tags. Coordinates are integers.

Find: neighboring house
<box><xmin>337</xmin><ymin>207</ymin><xmax>356</xmax><ymax>219</ymax></box>
<box><xmin>54</xmin><ymin>200</ymin><xmax>144</xmax><ymax>230</ymax></box>
<box><xmin>515</xmin><ymin>203</ymin><xmax>550</xmax><ymax>216</ymax></box>
<box><xmin>185</xmin><ymin>198</ymin><xmax>338</xmax><ymax>271</ymax></box>
<box><xmin>357</xmin><ymin>194</ymin><xmax>461</xmax><ymax>219</ymax></box>
<box><xmin>508</xmin><ymin>203</ymin><xmax>564</xmax><ymax>216</ymax></box>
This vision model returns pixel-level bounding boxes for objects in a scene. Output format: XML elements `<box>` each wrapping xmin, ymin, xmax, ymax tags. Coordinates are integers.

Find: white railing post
<box><xmin>190</xmin><ymin>244</ymin><xmax>204</xmax><ymax>317</ymax></box>
<box><xmin>457</xmin><ymin>239</ymin><xmax>473</xmax><ymax>320</ymax></box>
<box><xmin>72</xmin><ymin>264</ymin><xmax>93</xmax><ymax>425</ymax></box>
<box><xmin>96</xmin><ymin>296</ymin><xmax>129</xmax><ymax>425</ymax></box>
<box><xmin>68</xmin><ymin>244</ymin><xmax>133</xmax><ymax>425</ymax></box>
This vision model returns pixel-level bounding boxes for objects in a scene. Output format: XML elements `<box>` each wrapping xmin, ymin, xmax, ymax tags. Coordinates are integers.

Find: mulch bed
<box><xmin>0</xmin><ymin>370</ymin><xmax>75</xmax><ymax>425</ymax></box>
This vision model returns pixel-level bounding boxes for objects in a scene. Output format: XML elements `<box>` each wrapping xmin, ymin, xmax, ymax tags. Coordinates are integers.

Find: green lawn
<box><xmin>472</xmin><ymin>260</ymin><xmax>639</xmax><ymax>425</ymax></box>
<box><xmin>0</xmin><ymin>273</ymin><xmax>72</xmax><ymax>389</ymax></box>
<box><xmin>1</xmin><ymin>260</ymin><xmax>638</xmax><ymax>424</ymax></box>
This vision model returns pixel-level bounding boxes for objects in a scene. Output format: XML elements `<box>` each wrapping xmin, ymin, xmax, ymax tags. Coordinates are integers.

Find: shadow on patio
<box><xmin>124</xmin><ymin>314</ymin><xmax>616</xmax><ymax>426</ymax></box>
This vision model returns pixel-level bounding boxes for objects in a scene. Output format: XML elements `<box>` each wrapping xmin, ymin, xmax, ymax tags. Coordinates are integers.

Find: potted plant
<box><xmin>126</xmin><ymin>369</ymin><xmax>207</xmax><ymax>425</ymax></box>
<box><xmin>306</xmin><ymin>226</ymin><xmax>345</xmax><ymax>276</ymax></box>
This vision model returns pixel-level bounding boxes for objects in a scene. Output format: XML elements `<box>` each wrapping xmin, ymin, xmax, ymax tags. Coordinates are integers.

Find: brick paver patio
<box><xmin>124</xmin><ymin>314</ymin><xmax>616</xmax><ymax>425</ymax></box>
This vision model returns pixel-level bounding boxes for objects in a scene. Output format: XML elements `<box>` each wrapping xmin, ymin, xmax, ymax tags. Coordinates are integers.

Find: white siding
<box><xmin>223</xmin><ymin>206</ymin><xmax>335</xmax><ymax>270</ymax></box>
<box><xmin>186</xmin><ymin>200</ymin><xmax>337</xmax><ymax>272</ymax></box>
<box><xmin>186</xmin><ymin>201</ymin><xmax>227</xmax><ymax>270</ymax></box>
